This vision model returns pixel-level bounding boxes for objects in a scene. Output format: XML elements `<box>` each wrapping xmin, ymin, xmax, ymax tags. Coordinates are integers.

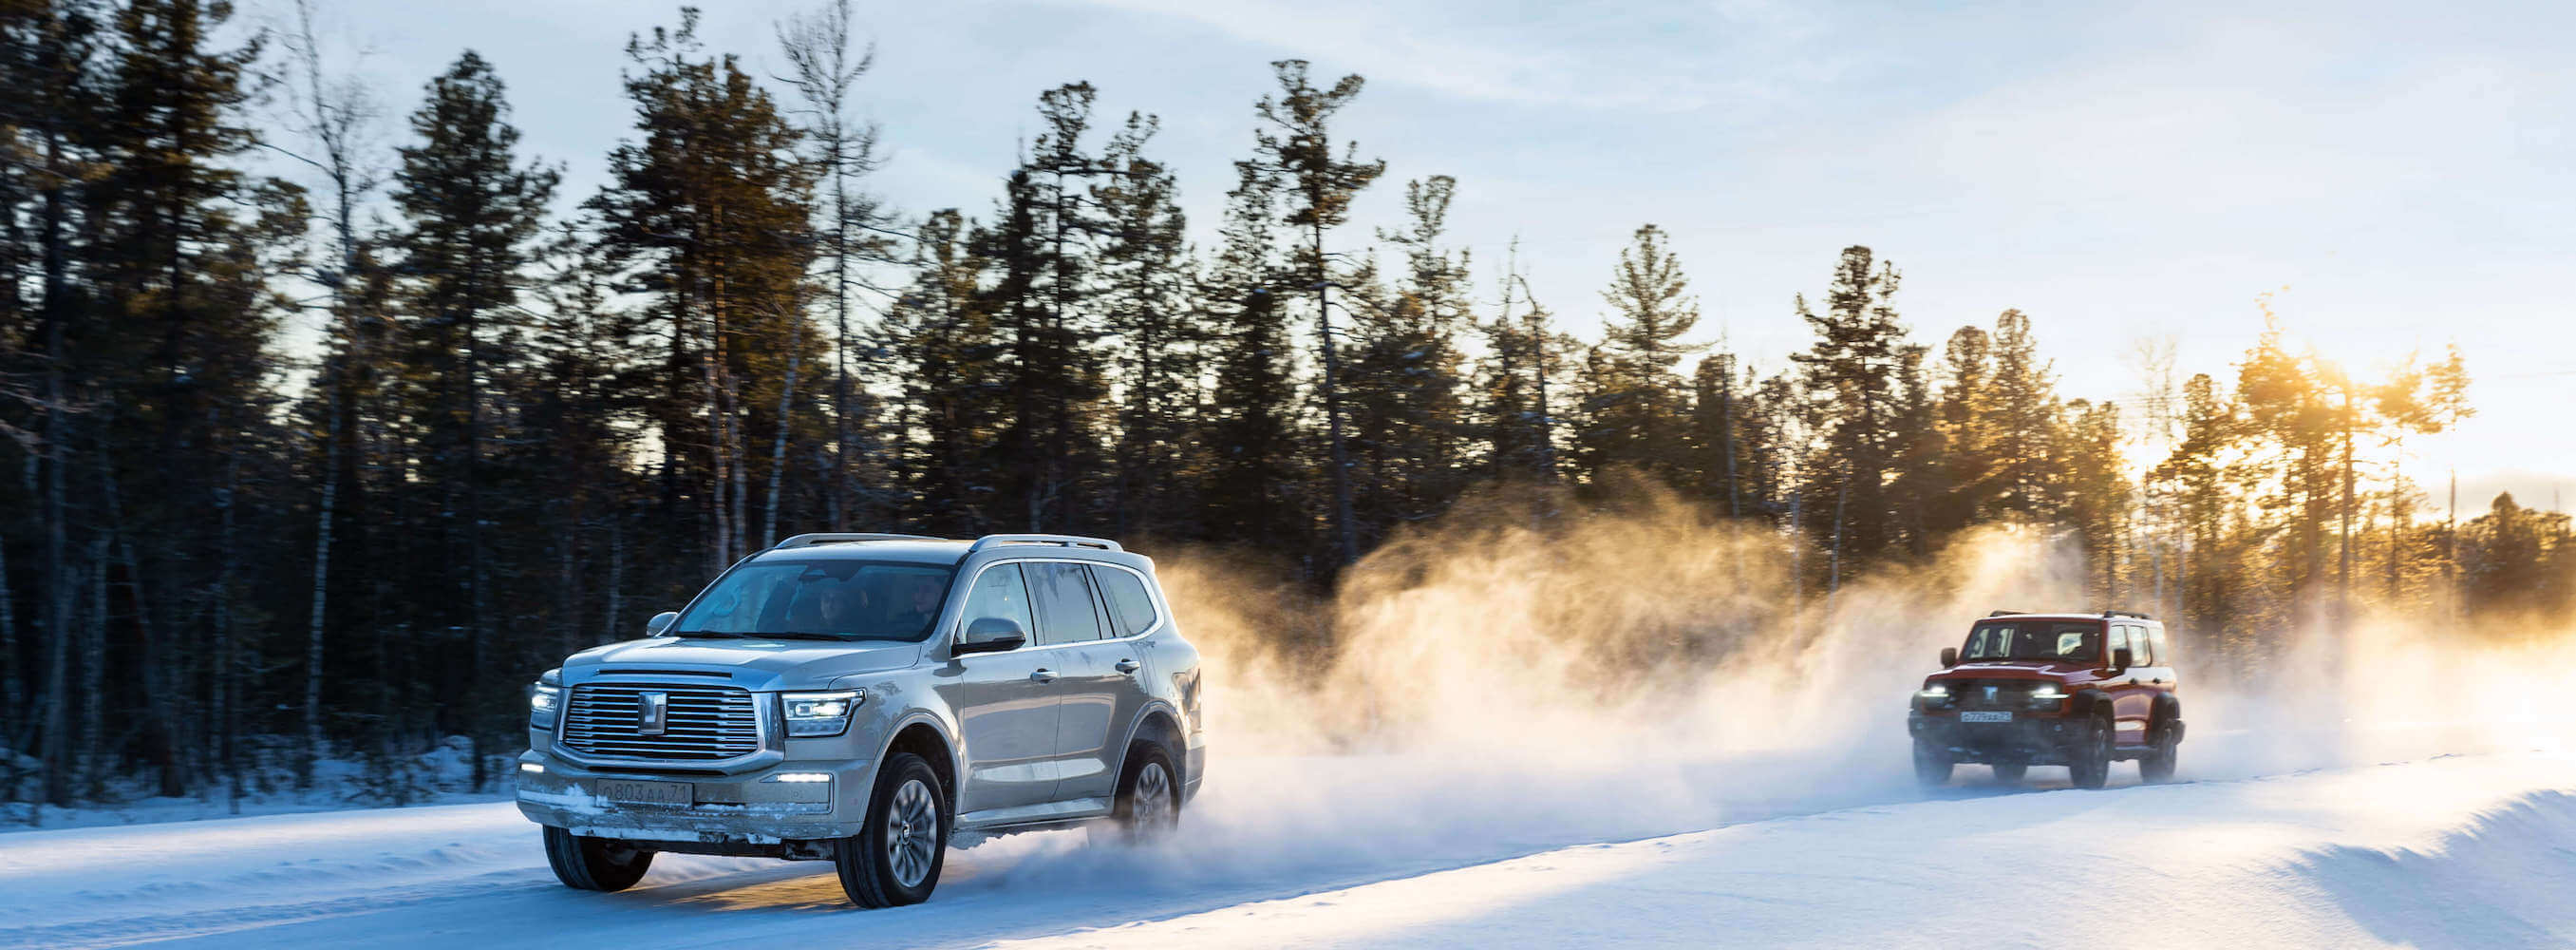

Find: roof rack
<box><xmin>771</xmin><ymin>533</ymin><xmax>946</xmax><ymax>550</ymax></box>
<box><xmin>2102</xmin><ymin>609</ymin><xmax>2153</xmax><ymax>619</ymax></box>
<box><xmin>1986</xmin><ymin>609</ymin><xmax>2026</xmax><ymax>618</ymax></box>
<box><xmin>967</xmin><ymin>533</ymin><xmax>1123</xmax><ymax>554</ymax></box>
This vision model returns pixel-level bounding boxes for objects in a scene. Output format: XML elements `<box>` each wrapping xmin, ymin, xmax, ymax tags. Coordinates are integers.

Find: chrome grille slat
<box><xmin>560</xmin><ymin>684</ymin><xmax>761</xmax><ymax>760</ymax></box>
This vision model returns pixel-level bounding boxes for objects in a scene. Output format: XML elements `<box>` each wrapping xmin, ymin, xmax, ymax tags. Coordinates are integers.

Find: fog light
<box><xmin>766</xmin><ymin>772</ymin><xmax>832</xmax><ymax>784</ymax></box>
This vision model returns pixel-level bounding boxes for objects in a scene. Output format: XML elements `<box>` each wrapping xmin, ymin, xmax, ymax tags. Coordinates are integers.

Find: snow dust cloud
<box><xmin>948</xmin><ymin>485</ymin><xmax>2094</xmax><ymax>892</ymax></box>
<box><xmin>945</xmin><ymin>484</ymin><xmax>2574</xmax><ymax>897</ymax></box>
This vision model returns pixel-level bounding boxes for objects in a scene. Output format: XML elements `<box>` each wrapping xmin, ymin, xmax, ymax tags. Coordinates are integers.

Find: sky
<box><xmin>271</xmin><ymin>0</ymin><xmax>2575</xmax><ymax>511</ymax></box>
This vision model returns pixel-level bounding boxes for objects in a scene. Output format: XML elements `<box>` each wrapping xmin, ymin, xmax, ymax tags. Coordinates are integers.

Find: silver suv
<box><xmin>515</xmin><ymin>533</ymin><xmax>1206</xmax><ymax>907</ymax></box>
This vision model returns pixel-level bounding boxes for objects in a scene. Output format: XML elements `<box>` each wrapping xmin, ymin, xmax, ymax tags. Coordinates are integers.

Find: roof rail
<box><xmin>771</xmin><ymin>533</ymin><xmax>946</xmax><ymax>550</ymax></box>
<box><xmin>2102</xmin><ymin>609</ymin><xmax>2153</xmax><ymax>619</ymax></box>
<box><xmin>967</xmin><ymin>533</ymin><xmax>1123</xmax><ymax>554</ymax></box>
<box><xmin>1986</xmin><ymin>609</ymin><xmax>2026</xmax><ymax>618</ymax></box>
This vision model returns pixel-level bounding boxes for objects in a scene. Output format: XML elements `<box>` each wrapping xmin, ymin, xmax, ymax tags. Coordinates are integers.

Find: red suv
<box><xmin>1907</xmin><ymin>610</ymin><xmax>2183</xmax><ymax>788</ymax></box>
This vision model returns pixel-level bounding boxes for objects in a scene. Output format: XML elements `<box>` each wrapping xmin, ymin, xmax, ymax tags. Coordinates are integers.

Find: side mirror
<box><xmin>1939</xmin><ymin>647</ymin><xmax>1959</xmax><ymax>669</ymax></box>
<box><xmin>2111</xmin><ymin>647</ymin><xmax>2134</xmax><ymax>674</ymax></box>
<box><xmin>955</xmin><ymin>617</ymin><xmax>1026</xmax><ymax>655</ymax></box>
<box><xmin>646</xmin><ymin>611</ymin><xmax>679</xmax><ymax>637</ymax></box>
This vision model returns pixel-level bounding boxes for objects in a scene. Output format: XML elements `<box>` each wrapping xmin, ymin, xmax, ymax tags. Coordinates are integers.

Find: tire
<box><xmin>2139</xmin><ymin>720</ymin><xmax>2179</xmax><ymax>784</ymax></box>
<box><xmin>1112</xmin><ymin>740</ymin><xmax>1180</xmax><ymax>842</ymax></box>
<box><xmin>542</xmin><ymin>826</ymin><xmax>654</xmax><ymax>892</ymax></box>
<box><xmin>834</xmin><ymin>752</ymin><xmax>948</xmax><ymax>908</ymax></box>
<box><xmin>1912</xmin><ymin>737</ymin><xmax>1954</xmax><ymax>788</ymax></box>
<box><xmin>1991</xmin><ymin>762</ymin><xmax>2028</xmax><ymax>784</ymax></box>
<box><xmin>2067</xmin><ymin>713</ymin><xmax>2113</xmax><ymax>789</ymax></box>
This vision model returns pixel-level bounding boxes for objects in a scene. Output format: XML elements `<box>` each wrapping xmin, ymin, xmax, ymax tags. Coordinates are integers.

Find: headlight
<box><xmin>529</xmin><ymin>683</ymin><xmax>563</xmax><ymax>730</ymax></box>
<box><xmin>782</xmin><ymin>691</ymin><xmax>862</xmax><ymax>737</ymax></box>
<box><xmin>1914</xmin><ymin>684</ymin><xmax>1952</xmax><ymax>708</ymax></box>
<box><xmin>2026</xmin><ymin>684</ymin><xmax>2065</xmax><ymax>709</ymax></box>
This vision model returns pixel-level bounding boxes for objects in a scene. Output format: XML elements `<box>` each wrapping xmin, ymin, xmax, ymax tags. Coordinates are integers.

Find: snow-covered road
<box><xmin>6</xmin><ymin>746</ymin><xmax>2572</xmax><ymax>949</ymax></box>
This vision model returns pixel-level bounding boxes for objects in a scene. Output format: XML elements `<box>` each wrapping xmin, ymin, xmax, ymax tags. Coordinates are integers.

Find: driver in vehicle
<box><xmin>884</xmin><ymin>573</ymin><xmax>944</xmax><ymax>634</ymax></box>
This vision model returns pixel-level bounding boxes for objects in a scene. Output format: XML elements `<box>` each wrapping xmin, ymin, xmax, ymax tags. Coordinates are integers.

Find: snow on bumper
<box><xmin>514</xmin><ymin>753</ymin><xmax>870</xmax><ymax>844</ymax></box>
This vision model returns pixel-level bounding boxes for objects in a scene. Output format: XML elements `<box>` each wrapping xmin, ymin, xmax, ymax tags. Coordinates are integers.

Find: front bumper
<box><xmin>514</xmin><ymin>750</ymin><xmax>877</xmax><ymax>848</ymax></box>
<box><xmin>1908</xmin><ymin>710</ymin><xmax>2080</xmax><ymax>765</ymax></box>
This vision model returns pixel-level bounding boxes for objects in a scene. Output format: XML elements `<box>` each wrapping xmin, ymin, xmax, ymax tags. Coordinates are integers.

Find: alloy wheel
<box><xmin>1132</xmin><ymin>761</ymin><xmax>1175</xmax><ymax>830</ymax></box>
<box><xmin>884</xmin><ymin>777</ymin><xmax>940</xmax><ymax>888</ymax></box>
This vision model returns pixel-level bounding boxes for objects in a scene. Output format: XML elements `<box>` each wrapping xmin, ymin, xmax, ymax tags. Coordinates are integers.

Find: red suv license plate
<box><xmin>1959</xmin><ymin>711</ymin><xmax>2012</xmax><ymax>723</ymax></box>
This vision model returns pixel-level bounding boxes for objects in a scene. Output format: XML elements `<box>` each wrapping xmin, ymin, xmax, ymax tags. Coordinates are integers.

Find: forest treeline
<box><xmin>1</xmin><ymin>0</ymin><xmax>2566</xmax><ymax>809</ymax></box>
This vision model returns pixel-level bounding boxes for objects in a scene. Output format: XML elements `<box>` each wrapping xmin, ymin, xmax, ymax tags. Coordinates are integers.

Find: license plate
<box><xmin>597</xmin><ymin>779</ymin><xmax>693</xmax><ymax>806</ymax></box>
<box><xmin>1959</xmin><ymin>711</ymin><xmax>2013</xmax><ymax>723</ymax></box>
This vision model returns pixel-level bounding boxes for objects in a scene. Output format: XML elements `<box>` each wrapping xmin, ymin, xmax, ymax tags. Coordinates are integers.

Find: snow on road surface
<box><xmin>1001</xmin><ymin>754</ymin><xmax>2576</xmax><ymax>950</ymax></box>
<box><xmin>5</xmin><ymin>750</ymin><xmax>2572</xmax><ymax>950</ymax></box>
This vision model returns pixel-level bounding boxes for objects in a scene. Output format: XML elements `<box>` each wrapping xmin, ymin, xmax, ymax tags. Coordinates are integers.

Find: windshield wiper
<box><xmin>764</xmin><ymin>631</ymin><xmax>856</xmax><ymax>641</ymax></box>
<box><xmin>668</xmin><ymin>630</ymin><xmax>746</xmax><ymax>639</ymax></box>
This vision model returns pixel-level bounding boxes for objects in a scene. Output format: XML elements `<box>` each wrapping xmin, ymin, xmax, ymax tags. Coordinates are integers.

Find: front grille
<box><xmin>561</xmin><ymin>684</ymin><xmax>761</xmax><ymax>761</ymax></box>
<box><xmin>1953</xmin><ymin>679</ymin><xmax>2040</xmax><ymax>710</ymax></box>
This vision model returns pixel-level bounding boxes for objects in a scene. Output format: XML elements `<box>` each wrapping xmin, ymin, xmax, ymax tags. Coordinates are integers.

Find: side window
<box><xmin>2129</xmin><ymin>625</ymin><xmax>2155</xmax><ymax>665</ymax></box>
<box><xmin>2109</xmin><ymin>626</ymin><xmax>2137</xmax><ymax>665</ymax></box>
<box><xmin>960</xmin><ymin>564</ymin><xmax>1035</xmax><ymax>645</ymax></box>
<box><xmin>1093</xmin><ymin>567</ymin><xmax>1159</xmax><ymax>636</ymax></box>
<box><xmin>2147</xmin><ymin>626</ymin><xmax>2171</xmax><ymax>668</ymax></box>
<box><xmin>1027</xmin><ymin>562</ymin><xmax>1103</xmax><ymax>645</ymax></box>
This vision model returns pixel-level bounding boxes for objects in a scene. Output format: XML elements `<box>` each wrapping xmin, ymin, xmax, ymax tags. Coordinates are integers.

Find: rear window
<box><xmin>1094</xmin><ymin>567</ymin><xmax>1159</xmax><ymax>636</ymax></box>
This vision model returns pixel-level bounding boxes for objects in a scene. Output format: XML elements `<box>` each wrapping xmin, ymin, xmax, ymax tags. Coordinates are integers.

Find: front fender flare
<box><xmin>868</xmin><ymin>709</ymin><xmax>964</xmax><ymax>801</ymax></box>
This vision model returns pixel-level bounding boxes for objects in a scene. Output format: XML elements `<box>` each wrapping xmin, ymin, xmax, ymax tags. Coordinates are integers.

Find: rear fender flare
<box><xmin>2150</xmin><ymin>693</ymin><xmax>2182</xmax><ymax>736</ymax></box>
<box><xmin>1114</xmin><ymin>700</ymin><xmax>1187</xmax><ymax>788</ymax></box>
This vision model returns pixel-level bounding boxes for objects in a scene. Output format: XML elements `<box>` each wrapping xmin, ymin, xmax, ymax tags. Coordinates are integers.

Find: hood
<box><xmin>561</xmin><ymin>636</ymin><xmax>925</xmax><ymax>691</ymax></box>
<box><xmin>1932</xmin><ymin>659</ymin><xmax>2097</xmax><ymax>681</ymax></box>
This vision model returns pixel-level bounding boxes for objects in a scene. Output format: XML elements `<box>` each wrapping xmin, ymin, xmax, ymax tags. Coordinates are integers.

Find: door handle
<box><xmin>1114</xmin><ymin>658</ymin><xmax>1141</xmax><ymax>674</ymax></box>
<box><xmin>1030</xmin><ymin>669</ymin><xmax>1058</xmax><ymax>683</ymax></box>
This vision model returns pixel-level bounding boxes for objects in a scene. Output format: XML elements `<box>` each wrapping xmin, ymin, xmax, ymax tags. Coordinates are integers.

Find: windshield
<box><xmin>669</xmin><ymin>560</ymin><xmax>956</xmax><ymax>642</ymax></box>
<box><xmin>1961</xmin><ymin>621</ymin><xmax>2099</xmax><ymax>662</ymax></box>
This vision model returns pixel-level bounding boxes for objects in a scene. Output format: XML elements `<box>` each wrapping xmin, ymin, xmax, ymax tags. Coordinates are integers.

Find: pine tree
<box><xmin>0</xmin><ymin>0</ymin><xmax>108</xmax><ymax>808</ymax></box>
<box><xmin>1928</xmin><ymin>324</ymin><xmax>1993</xmax><ymax>536</ymax></box>
<box><xmin>1475</xmin><ymin>247</ymin><xmax>1563</xmax><ymax>484</ymax></box>
<box><xmin>998</xmin><ymin>83</ymin><xmax>1112</xmax><ymax>531</ymax></box>
<box><xmin>1344</xmin><ymin>175</ymin><xmax>1470</xmax><ymax>541</ymax></box>
<box><xmin>1090</xmin><ymin>112</ymin><xmax>1195</xmax><ymax>536</ymax></box>
<box><xmin>883</xmin><ymin>209</ymin><xmax>1006</xmax><ymax>533</ymax></box>
<box><xmin>591</xmin><ymin>10</ymin><xmax>817</xmax><ymax>573</ymax></box>
<box><xmin>1588</xmin><ymin>223</ymin><xmax>1704</xmax><ymax>480</ymax></box>
<box><xmin>1788</xmin><ymin>246</ymin><xmax>1914</xmax><ymax>589</ymax></box>
<box><xmin>2150</xmin><ymin>372</ymin><xmax>2237</xmax><ymax>653</ymax></box>
<box><xmin>1202</xmin><ymin>160</ymin><xmax>1306</xmax><ymax>548</ymax></box>
<box><xmin>386</xmin><ymin>49</ymin><xmax>558</xmax><ymax>789</ymax></box>
<box><xmin>78</xmin><ymin>0</ymin><xmax>287</xmax><ymax>805</ymax></box>
<box><xmin>1984</xmin><ymin>309</ymin><xmax>2059</xmax><ymax>520</ymax></box>
<box><xmin>2233</xmin><ymin>307</ymin><xmax>2339</xmax><ymax>612</ymax></box>
<box><xmin>2060</xmin><ymin>398</ymin><xmax>2129</xmax><ymax>601</ymax></box>
<box><xmin>1254</xmin><ymin>59</ymin><xmax>1382</xmax><ymax>567</ymax></box>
